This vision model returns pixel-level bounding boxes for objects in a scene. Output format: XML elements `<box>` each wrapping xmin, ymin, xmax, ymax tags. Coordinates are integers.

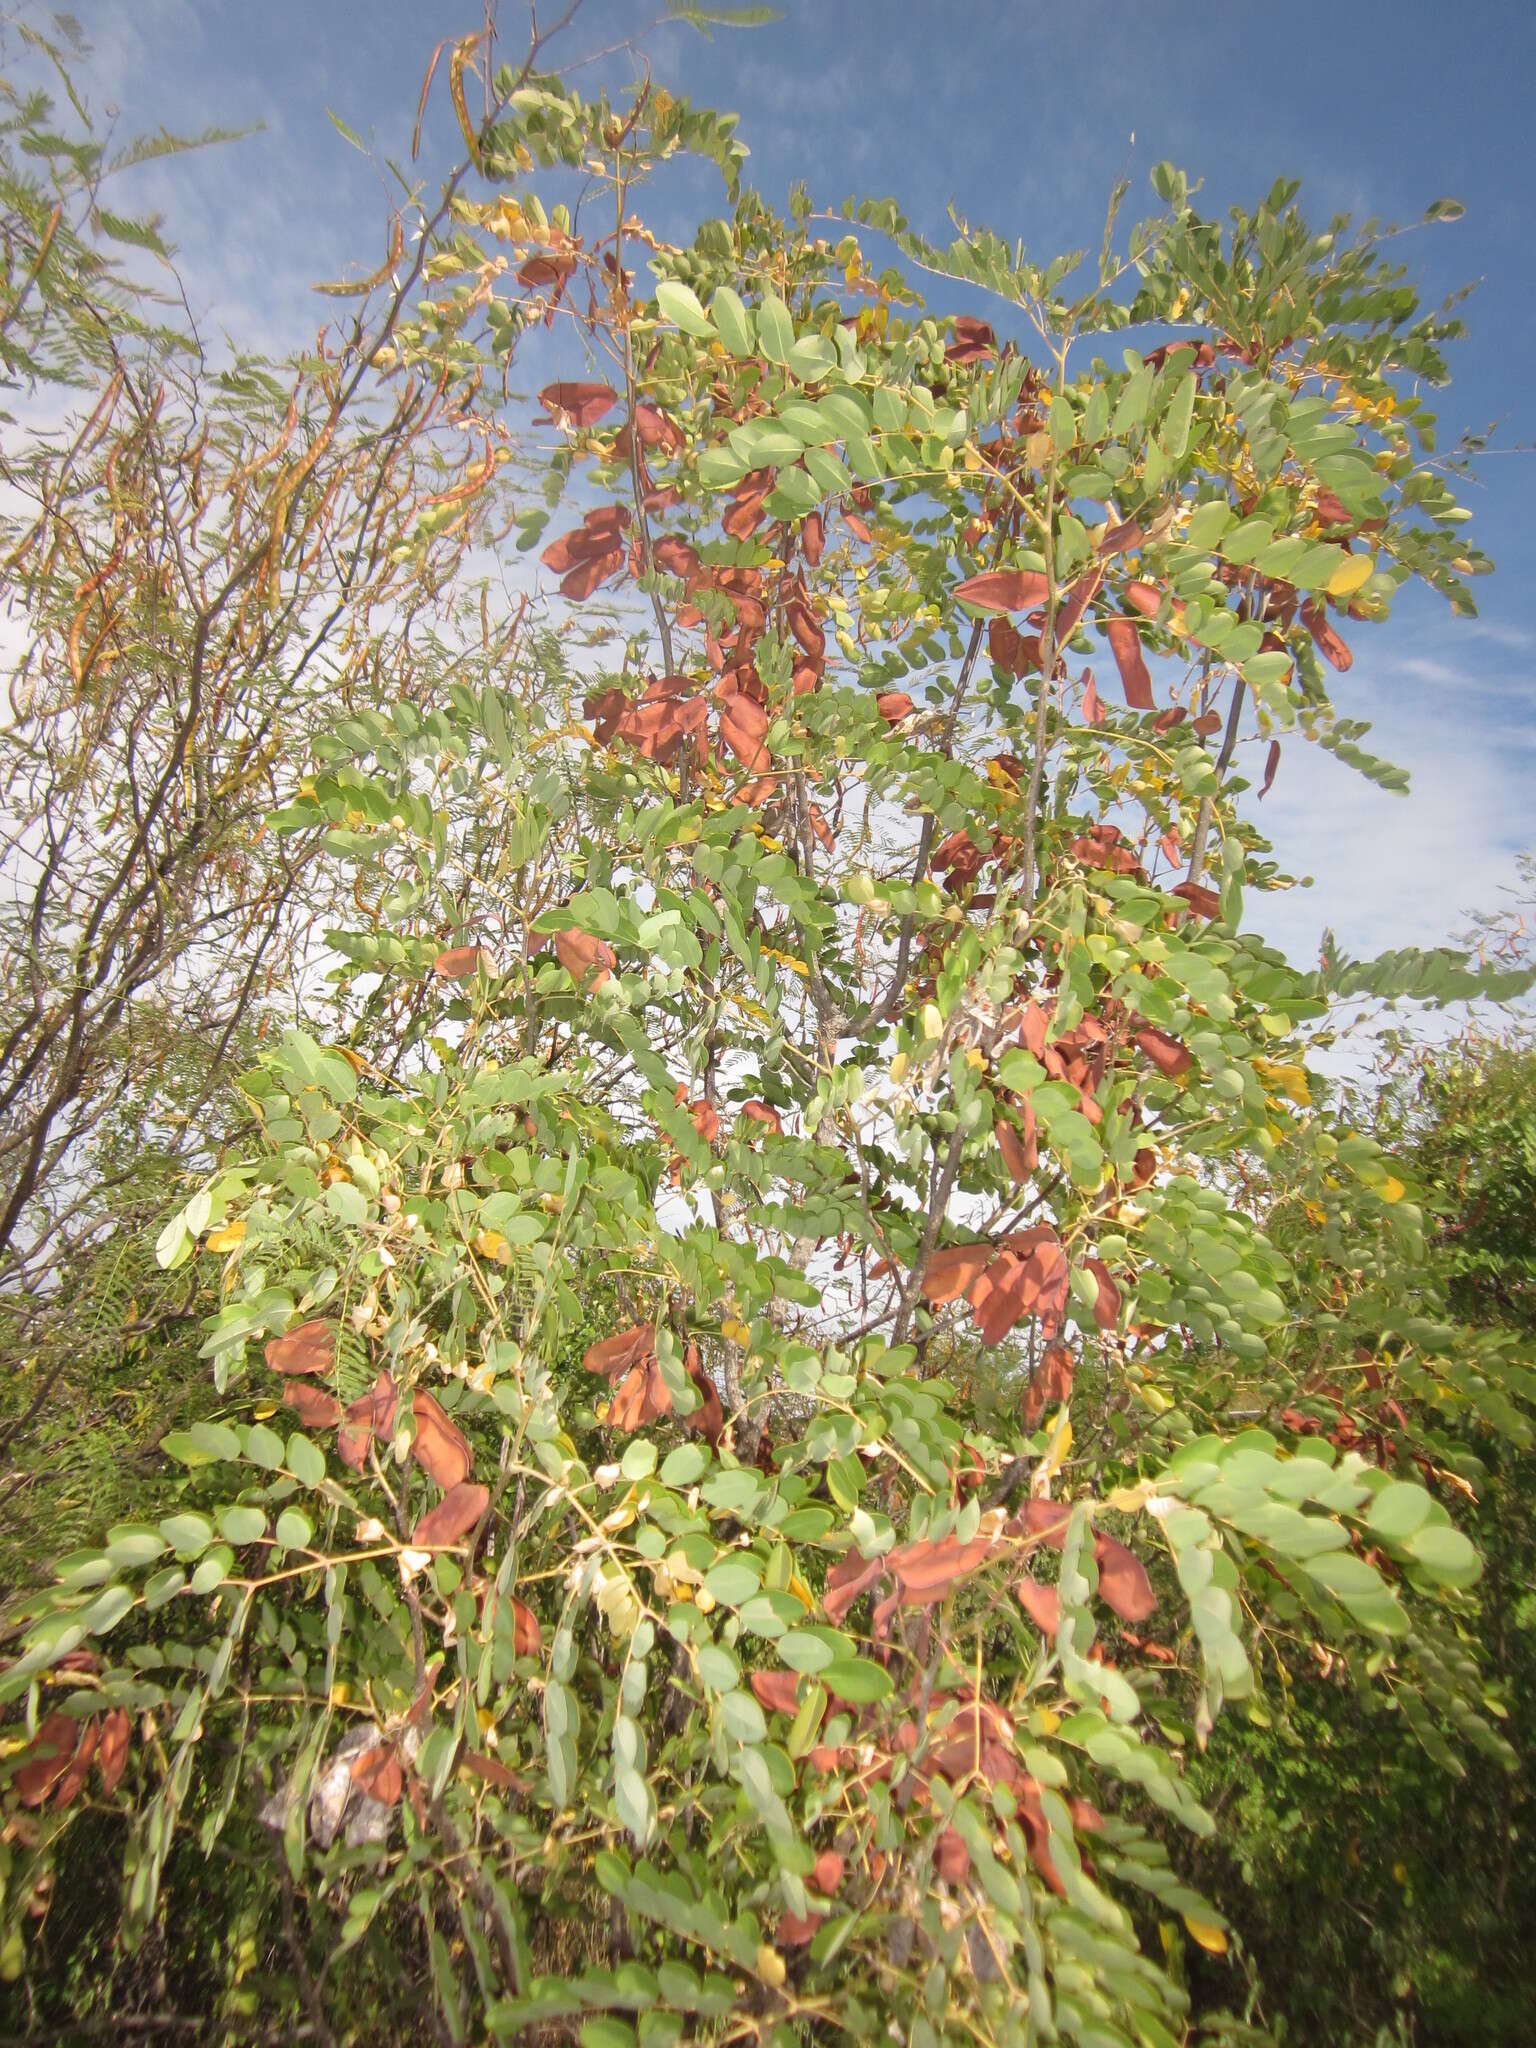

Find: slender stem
<box><xmin>1185</xmin><ymin>671</ymin><xmax>1246</xmax><ymax>887</ymax></box>
<box><xmin>611</xmin><ymin>105</ymin><xmax>676</xmax><ymax>682</ymax></box>
<box><xmin>892</xmin><ymin>1122</ymin><xmax>967</xmax><ymax>1348</ymax></box>
<box><xmin>1019</xmin><ymin>348</ymin><xmax>1068</xmax><ymax>917</ymax></box>
<box><xmin>850</xmin><ymin>614</ymin><xmax>988</xmax><ymax>1037</ymax></box>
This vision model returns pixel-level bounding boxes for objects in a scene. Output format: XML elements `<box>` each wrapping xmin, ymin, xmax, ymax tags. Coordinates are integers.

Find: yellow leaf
<box><xmin>206</xmin><ymin>1218</ymin><xmax>246</xmax><ymax>1254</ymax></box>
<box><xmin>921</xmin><ymin>1002</ymin><xmax>943</xmax><ymax>1042</ymax></box>
<box><xmin>755</xmin><ymin>1944</ymin><xmax>787</xmax><ymax>1988</ymax></box>
<box><xmin>1327</xmin><ymin>551</ymin><xmax>1375</xmax><ymax>598</ymax></box>
<box><xmin>1378</xmin><ymin>1174</ymin><xmax>1405</xmax><ymax>1203</ymax></box>
<box><xmin>1183</xmin><ymin>1913</ymin><xmax>1228</xmax><ymax>1956</ymax></box>
<box><xmin>1253</xmin><ymin>1057</ymin><xmax>1312</xmax><ymax>1107</ymax></box>
<box><xmin>1039</xmin><ymin>1408</ymin><xmax>1072</xmax><ymax>1481</ymax></box>
<box><xmin>721</xmin><ymin>1317</ymin><xmax>751</xmax><ymax>1346</ymax></box>
<box><xmin>1107</xmin><ymin>1479</ymin><xmax>1155</xmax><ymax>1514</ymax></box>
<box><xmin>889</xmin><ymin>1051</ymin><xmax>909</xmax><ymax>1085</ymax></box>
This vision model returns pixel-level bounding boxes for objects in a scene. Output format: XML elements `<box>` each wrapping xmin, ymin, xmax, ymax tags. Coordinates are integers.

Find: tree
<box><xmin>0</xmin><ymin>18</ymin><xmax>531</xmax><ymax>1464</ymax></box>
<box><xmin>3</xmin><ymin>24</ymin><xmax>1529</xmax><ymax>2047</ymax></box>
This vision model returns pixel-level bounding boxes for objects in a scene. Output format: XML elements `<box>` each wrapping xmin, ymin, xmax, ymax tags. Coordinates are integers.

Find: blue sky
<box><xmin>66</xmin><ymin>0</ymin><xmax>1536</xmax><ymax>979</ymax></box>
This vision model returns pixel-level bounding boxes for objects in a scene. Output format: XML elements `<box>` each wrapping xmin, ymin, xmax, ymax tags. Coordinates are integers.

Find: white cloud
<box><xmin>1253</xmin><ymin>645</ymin><xmax>1535</xmax><ymax>970</ymax></box>
<box><xmin>1465</xmin><ymin>617</ymin><xmax>1536</xmax><ymax>652</ymax></box>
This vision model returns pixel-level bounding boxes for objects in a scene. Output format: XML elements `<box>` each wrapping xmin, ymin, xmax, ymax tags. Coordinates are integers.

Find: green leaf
<box><xmin>1184</xmin><ymin>499</ymin><xmax>1232</xmax><ymax>549</ymax></box>
<box><xmin>287</xmin><ymin>1434</ymin><xmax>327</xmax><ymax>1488</ymax></box>
<box><xmin>819</xmin><ymin>1657</ymin><xmax>893</xmax><ymax>1704</ymax></box>
<box><xmin>80</xmin><ymin>1584</ymin><xmax>135</xmax><ymax>1635</ymax></box>
<box><xmin>696</xmin><ymin>1644</ymin><xmax>739</xmax><ymax>1690</ymax></box>
<box><xmin>731</xmin><ymin>420</ymin><xmax>803</xmax><ymax>466</ymax></box>
<box><xmin>697</xmin><ymin>446</ymin><xmax>748</xmax><ymax>489</ymax></box>
<box><xmin>665</xmin><ymin>0</ymin><xmax>779</xmax><ymax>30</ymax></box>
<box><xmin>1403</xmin><ymin>1523</ymin><xmax>1481</xmax><ymax>1588</ymax></box>
<box><xmin>246</xmin><ymin>1424</ymin><xmax>286</xmax><ymax>1470</ymax></box>
<box><xmin>844</xmin><ymin>430</ymin><xmax>883</xmax><ymax>481</ymax></box>
<box><xmin>1111</xmin><ymin>364</ymin><xmax>1154</xmax><ymax>435</ymax></box>
<box><xmin>802</xmin><ymin>444</ymin><xmax>852</xmax><ymax>496</ymax></box>
<box><xmin>711</xmin><ymin>285</ymin><xmax>755</xmax><ymax>357</ymax></box>
<box><xmin>719</xmin><ymin>1688</ymin><xmax>768</xmax><ymax>1743</ymax></box>
<box><xmin>620</xmin><ymin>1440</ymin><xmax>657</xmax><ymax>1481</ymax></box>
<box><xmin>777</xmin><ymin>1629</ymin><xmax>838</xmax><ymax>1673</ymax></box>
<box><xmin>218</xmin><ymin>1506</ymin><xmax>267</xmax><ymax>1546</ymax></box>
<box><xmin>144</xmin><ymin>1566</ymin><xmax>186</xmax><ymax>1612</ymax></box>
<box><xmin>702</xmin><ymin>1557</ymin><xmax>761</xmax><ymax>1605</ymax></box>
<box><xmin>1223</xmin><ymin>517</ymin><xmax>1274</xmax><ymax>566</ymax></box>
<box><xmin>700</xmin><ymin>1468</ymin><xmax>764</xmax><ymax>1514</ymax></box>
<box><xmin>325</xmin><ymin>1179</ymin><xmax>368</xmax><ymax>1227</ymax></box>
<box><xmin>654</xmin><ymin>279</ymin><xmax>715</xmax><ymax>338</ymax></box>
<box><xmin>155</xmin><ymin>1214</ymin><xmax>191</xmax><ymax>1270</ymax></box>
<box><xmin>326</xmin><ymin>108</ymin><xmax>366</xmax><ymax>151</ymax></box>
<box><xmin>191</xmin><ymin>1547</ymin><xmax>233</xmax><ymax>1594</ymax></box>
<box><xmin>275</xmin><ymin>1507</ymin><xmax>314</xmax><ymax>1551</ymax></box>
<box><xmin>159</xmin><ymin>1513</ymin><xmax>215</xmax><ymax>1559</ymax></box>
<box><xmin>106</xmin><ymin>1525</ymin><xmax>168</xmax><ymax>1569</ymax></box>
<box><xmin>189</xmin><ymin>1421</ymin><xmax>242</xmax><ymax>1461</ymax></box>
<box><xmin>1305</xmin><ymin>1552</ymin><xmax>1406</xmax><ymax>1635</ymax></box>
<box><xmin>1364</xmin><ymin>1482</ymin><xmax>1433</xmax><ymax>1542</ymax></box>
<box><xmin>660</xmin><ymin>1443</ymin><xmax>707</xmax><ymax>1488</ymax></box>
<box><xmin>756</xmin><ymin>292</ymin><xmax>794</xmax><ymax>365</ymax></box>
<box><xmin>1243</xmin><ymin>650</ymin><xmax>1294</xmax><ymax>689</ymax></box>
<box><xmin>160</xmin><ymin>1430</ymin><xmax>221</xmax><ymax>1468</ymax></box>
<box><xmin>581</xmin><ymin>2018</ymin><xmax>637</xmax><ymax>2048</ymax></box>
<box><xmin>766</xmin><ymin>464</ymin><xmax>821</xmax><ymax>516</ymax></box>
<box><xmin>1162</xmin><ymin>372</ymin><xmax>1196</xmax><ymax>458</ymax></box>
<box><xmin>614</xmin><ymin>1763</ymin><xmax>653</xmax><ymax>1847</ymax></box>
